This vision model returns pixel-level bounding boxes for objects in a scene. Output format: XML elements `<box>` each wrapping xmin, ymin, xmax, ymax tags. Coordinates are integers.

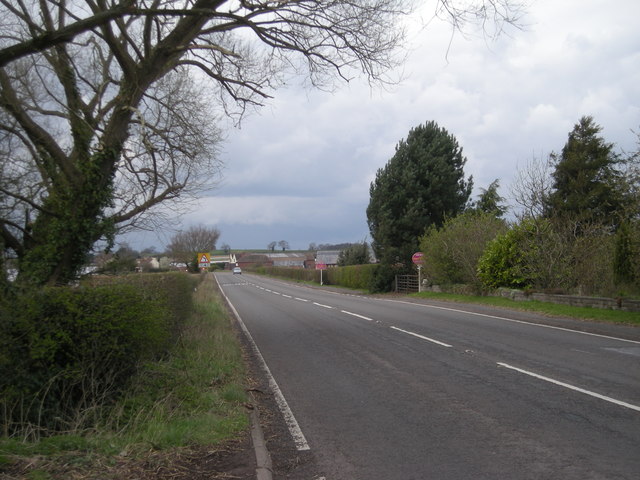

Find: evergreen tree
<box><xmin>545</xmin><ymin>116</ymin><xmax>626</xmax><ymax>227</ymax></box>
<box><xmin>472</xmin><ymin>179</ymin><xmax>507</xmax><ymax>218</ymax></box>
<box><xmin>367</xmin><ymin>121</ymin><xmax>472</xmax><ymax>265</ymax></box>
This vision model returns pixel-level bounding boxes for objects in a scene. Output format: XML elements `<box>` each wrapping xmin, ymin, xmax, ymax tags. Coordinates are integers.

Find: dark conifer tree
<box><xmin>367</xmin><ymin>121</ymin><xmax>472</xmax><ymax>265</ymax></box>
<box><xmin>545</xmin><ymin>116</ymin><xmax>626</xmax><ymax>228</ymax></box>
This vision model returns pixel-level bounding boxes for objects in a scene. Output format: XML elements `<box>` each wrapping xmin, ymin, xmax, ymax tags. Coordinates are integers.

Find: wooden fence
<box><xmin>395</xmin><ymin>274</ymin><xmax>419</xmax><ymax>293</ymax></box>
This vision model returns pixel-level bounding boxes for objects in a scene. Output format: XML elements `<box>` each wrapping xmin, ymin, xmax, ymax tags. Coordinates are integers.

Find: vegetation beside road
<box><xmin>250</xmin><ymin>266</ymin><xmax>639</xmax><ymax>326</ymax></box>
<box><xmin>0</xmin><ymin>273</ymin><xmax>248</xmax><ymax>478</ymax></box>
<box><xmin>412</xmin><ymin>291</ymin><xmax>640</xmax><ymax>326</ymax></box>
<box><xmin>253</xmin><ymin>264</ymin><xmax>377</xmax><ymax>291</ymax></box>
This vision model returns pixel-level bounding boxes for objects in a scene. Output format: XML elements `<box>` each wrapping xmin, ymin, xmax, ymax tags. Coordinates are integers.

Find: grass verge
<box><xmin>0</xmin><ymin>274</ymin><xmax>248</xmax><ymax>478</ymax></box>
<box><xmin>411</xmin><ymin>291</ymin><xmax>640</xmax><ymax>326</ymax></box>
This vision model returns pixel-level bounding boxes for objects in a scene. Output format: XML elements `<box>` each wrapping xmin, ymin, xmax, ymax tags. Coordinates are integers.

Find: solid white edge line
<box><xmin>341</xmin><ymin>310</ymin><xmax>373</xmax><ymax>322</ymax></box>
<box><xmin>214</xmin><ymin>275</ymin><xmax>311</xmax><ymax>451</ymax></box>
<box><xmin>390</xmin><ymin>326</ymin><xmax>452</xmax><ymax>348</ymax></box>
<box><xmin>497</xmin><ymin>362</ymin><xmax>640</xmax><ymax>412</ymax></box>
<box><xmin>385</xmin><ymin>299</ymin><xmax>640</xmax><ymax>345</ymax></box>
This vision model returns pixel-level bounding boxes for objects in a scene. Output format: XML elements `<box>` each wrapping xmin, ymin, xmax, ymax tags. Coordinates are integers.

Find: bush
<box><xmin>0</xmin><ymin>273</ymin><xmax>198</xmax><ymax>438</ymax></box>
<box><xmin>420</xmin><ymin>211</ymin><xmax>507</xmax><ymax>289</ymax></box>
<box><xmin>477</xmin><ymin>216</ymin><xmax>630</xmax><ymax>295</ymax></box>
<box><xmin>614</xmin><ymin>220</ymin><xmax>640</xmax><ymax>293</ymax></box>
<box><xmin>368</xmin><ymin>263</ymin><xmax>401</xmax><ymax>293</ymax></box>
<box><xmin>325</xmin><ymin>264</ymin><xmax>377</xmax><ymax>290</ymax></box>
<box><xmin>477</xmin><ymin>221</ymin><xmax>534</xmax><ymax>289</ymax></box>
<box><xmin>572</xmin><ymin>226</ymin><xmax>615</xmax><ymax>295</ymax></box>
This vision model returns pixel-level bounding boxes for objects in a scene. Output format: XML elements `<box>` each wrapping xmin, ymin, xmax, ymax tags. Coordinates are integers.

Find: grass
<box><xmin>0</xmin><ymin>274</ymin><xmax>248</xmax><ymax>477</ymax></box>
<box><xmin>411</xmin><ymin>291</ymin><xmax>640</xmax><ymax>326</ymax></box>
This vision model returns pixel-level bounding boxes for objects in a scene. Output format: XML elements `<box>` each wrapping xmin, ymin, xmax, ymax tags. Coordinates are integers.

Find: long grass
<box><xmin>412</xmin><ymin>291</ymin><xmax>640</xmax><ymax>326</ymax></box>
<box><xmin>105</xmin><ymin>276</ymin><xmax>248</xmax><ymax>451</ymax></box>
<box><xmin>0</xmin><ymin>274</ymin><xmax>248</xmax><ymax>476</ymax></box>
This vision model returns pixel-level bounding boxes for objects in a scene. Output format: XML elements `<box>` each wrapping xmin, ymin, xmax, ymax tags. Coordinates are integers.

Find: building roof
<box><xmin>316</xmin><ymin>250</ymin><xmax>341</xmax><ymax>265</ymax></box>
<box><xmin>264</xmin><ymin>252</ymin><xmax>308</xmax><ymax>259</ymax></box>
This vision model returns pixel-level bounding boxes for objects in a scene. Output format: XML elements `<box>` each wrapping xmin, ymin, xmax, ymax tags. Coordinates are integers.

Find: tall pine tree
<box><xmin>545</xmin><ymin>116</ymin><xmax>626</xmax><ymax>227</ymax></box>
<box><xmin>367</xmin><ymin>121</ymin><xmax>472</xmax><ymax>265</ymax></box>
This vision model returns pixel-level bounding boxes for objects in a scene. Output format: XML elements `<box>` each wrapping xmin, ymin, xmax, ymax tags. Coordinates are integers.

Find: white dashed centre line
<box><xmin>313</xmin><ymin>302</ymin><xmax>333</xmax><ymax>309</ymax></box>
<box><xmin>390</xmin><ymin>326</ymin><xmax>453</xmax><ymax>348</ymax></box>
<box><xmin>341</xmin><ymin>310</ymin><xmax>373</xmax><ymax>322</ymax></box>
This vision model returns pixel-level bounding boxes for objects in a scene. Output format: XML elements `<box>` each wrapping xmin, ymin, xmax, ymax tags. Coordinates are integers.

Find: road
<box><xmin>215</xmin><ymin>272</ymin><xmax>640</xmax><ymax>480</ymax></box>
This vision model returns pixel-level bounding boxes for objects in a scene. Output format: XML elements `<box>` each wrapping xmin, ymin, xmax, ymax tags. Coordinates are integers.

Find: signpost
<box><xmin>198</xmin><ymin>252</ymin><xmax>210</xmax><ymax>270</ymax></box>
<box><xmin>412</xmin><ymin>252</ymin><xmax>424</xmax><ymax>292</ymax></box>
<box><xmin>316</xmin><ymin>262</ymin><xmax>327</xmax><ymax>285</ymax></box>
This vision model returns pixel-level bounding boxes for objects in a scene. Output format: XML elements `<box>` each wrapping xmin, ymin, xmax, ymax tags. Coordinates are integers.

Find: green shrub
<box><xmin>0</xmin><ymin>273</ymin><xmax>198</xmax><ymax>438</ymax></box>
<box><xmin>614</xmin><ymin>220</ymin><xmax>640</xmax><ymax>293</ymax></box>
<box><xmin>368</xmin><ymin>263</ymin><xmax>401</xmax><ymax>293</ymax></box>
<box><xmin>419</xmin><ymin>211</ymin><xmax>507</xmax><ymax>289</ymax></box>
<box><xmin>477</xmin><ymin>224</ymin><xmax>531</xmax><ymax>289</ymax></box>
<box><xmin>85</xmin><ymin>272</ymin><xmax>198</xmax><ymax>339</ymax></box>
<box><xmin>325</xmin><ymin>264</ymin><xmax>377</xmax><ymax>290</ymax></box>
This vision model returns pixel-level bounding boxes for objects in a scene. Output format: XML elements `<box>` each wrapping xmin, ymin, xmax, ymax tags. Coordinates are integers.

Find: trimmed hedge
<box><xmin>324</xmin><ymin>264</ymin><xmax>378</xmax><ymax>290</ymax></box>
<box><xmin>0</xmin><ymin>273</ymin><xmax>198</xmax><ymax>437</ymax></box>
<box><xmin>254</xmin><ymin>264</ymin><xmax>379</xmax><ymax>291</ymax></box>
<box><xmin>254</xmin><ymin>266</ymin><xmax>319</xmax><ymax>283</ymax></box>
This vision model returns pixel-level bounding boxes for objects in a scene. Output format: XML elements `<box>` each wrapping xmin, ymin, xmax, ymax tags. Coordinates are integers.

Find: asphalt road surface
<box><xmin>215</xmin><ymin>272</ymin><xmax>640</xmax><ymax>480</ymax></box>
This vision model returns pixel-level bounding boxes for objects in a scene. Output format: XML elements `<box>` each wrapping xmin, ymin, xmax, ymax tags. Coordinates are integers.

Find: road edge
<box><xmin>249</xmin><ymin>397</ymin><xmax>273</xmax><ymax>480</ymax></box>
<box><xmin>212</xmin><ymin>273</ymin><xmax>274</xmax><ymax>480</ymax></box>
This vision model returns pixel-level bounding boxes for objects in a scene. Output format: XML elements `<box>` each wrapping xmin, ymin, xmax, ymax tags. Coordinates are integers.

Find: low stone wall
<box><xmin>495</xmin><ymin>288</ymin><xmax>640</xmax><ymax>313</ymax></box>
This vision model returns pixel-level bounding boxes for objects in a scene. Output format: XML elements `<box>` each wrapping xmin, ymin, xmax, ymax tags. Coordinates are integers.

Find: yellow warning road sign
<box><xmin>198</xmin><ymin>252</ymin><xmax>210</xmax><ymax>267</ymax></box>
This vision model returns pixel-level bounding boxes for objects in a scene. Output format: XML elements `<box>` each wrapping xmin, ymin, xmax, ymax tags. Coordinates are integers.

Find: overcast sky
<box><xmin>125</xmin><ymin>0</ymin><xmax>640</xmax><ymax>252</ymax></box>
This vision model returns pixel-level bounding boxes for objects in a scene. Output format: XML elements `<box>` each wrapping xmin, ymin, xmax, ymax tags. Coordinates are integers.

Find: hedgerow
<box><xmin>0</xmin><ymin>273</ymin><xmax>198</xmax><ymax>438</ymax></box>
<box><xmin>254</xmin><ymin>264</ymin><xmax>380</xmax><ymax>292</ymax></box>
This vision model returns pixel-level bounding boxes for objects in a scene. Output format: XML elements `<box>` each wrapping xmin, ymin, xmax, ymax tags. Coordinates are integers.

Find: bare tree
<box><xmin>166</xmin><ymin>224</ymin><xmax>221</xmax><ymax>266</ymax></box>
<box><xmin>510</xmin><ymin>155</ymin><xmax>554</xmax><ymax>220</ymax></box>
<box><xmin>278</xmin><ymin>240</ymin><xmax>290</xmax><ymax>251</ymax></box>
<box><xmin>0</xmin><ymin>0</ymin><xmax>524</xmax><ymax>286</ymax></box>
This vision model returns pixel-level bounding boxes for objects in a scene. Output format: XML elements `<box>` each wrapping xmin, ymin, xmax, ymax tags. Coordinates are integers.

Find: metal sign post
<box><xmin>412</xmin><ymin>252</ymin><xmax>424</xmax><ymax>293</ymax></box>
<box><xmin>316</xmin><ymin>262</ymin><xmax>327</xmax><ymax>285</ymax></box>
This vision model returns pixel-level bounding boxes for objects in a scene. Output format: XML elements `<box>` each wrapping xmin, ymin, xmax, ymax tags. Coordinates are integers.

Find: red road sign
<box><xmin>412</xmin><ymin>252</ymin><xmax>424</xmax><ymax>265</ymax></box>
<box><xmin>316</xmin><ymin>262</ymin><xmax>327</xmax><ymax>270</ymax></box>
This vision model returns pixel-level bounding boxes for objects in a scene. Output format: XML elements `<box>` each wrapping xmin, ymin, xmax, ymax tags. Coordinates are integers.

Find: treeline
<box><xmin>367</xmin><ymin>117</ymin><xmax>640</xmax><ymax>296</ymax></box>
